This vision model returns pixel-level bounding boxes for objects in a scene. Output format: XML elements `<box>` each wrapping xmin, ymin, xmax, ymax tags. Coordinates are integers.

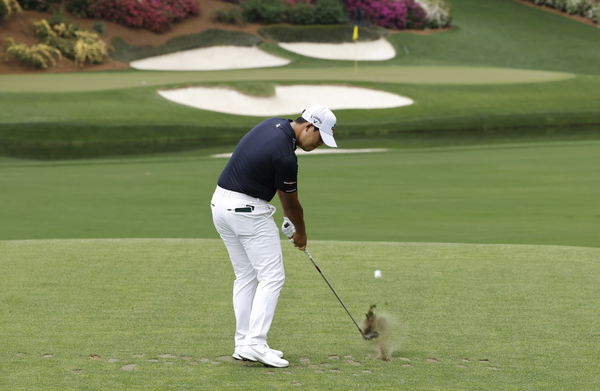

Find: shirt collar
<box><xmin>285</xmin><ymin>119</ymin><xmax>297</xmax><ymax>148</ymax></box>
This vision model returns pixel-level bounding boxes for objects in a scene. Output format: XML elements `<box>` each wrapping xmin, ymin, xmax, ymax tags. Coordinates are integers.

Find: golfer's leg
<box><xmin>211</xmin><ymin>199</ymin><xmax>257</xmax><ymax>347</ymax></box>
<box><xmin>224</xmin><ymin>239</ymin><xmax>258</xmax><ymax>347</ymax></box>
<box><xmin>241</xmin><ymin>216</ymin><xmax>285</xmax><ymax>346</ymax></box>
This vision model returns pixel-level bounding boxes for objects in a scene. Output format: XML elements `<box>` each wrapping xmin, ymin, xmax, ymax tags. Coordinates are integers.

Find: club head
<box><xmin>362</xmin><ymin>331</ymin><xmax>379</xmax><ymax>340</ymax></box>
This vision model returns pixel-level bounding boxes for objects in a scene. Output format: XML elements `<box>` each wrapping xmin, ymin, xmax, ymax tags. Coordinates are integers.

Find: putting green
<box><xmin>0</xmin><ymin>65</ymin><xmax>574</xmax><ymax>93</ymax></box>
<box><xmin>1</xmin><ymin>238</ymin><xmax>598</xmax><ymax>391</ymax></box>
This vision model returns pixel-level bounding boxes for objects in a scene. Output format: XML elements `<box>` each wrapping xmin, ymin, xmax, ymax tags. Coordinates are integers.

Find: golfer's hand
<box><xmin>281</xmin><ymin>217</ymin><xmax>296</xmax><ymax>238</ymax></box>
<box><xmin>292</xmin><ymin>232</ymin><xmax>307</xmax><ymax>251</ymax></box>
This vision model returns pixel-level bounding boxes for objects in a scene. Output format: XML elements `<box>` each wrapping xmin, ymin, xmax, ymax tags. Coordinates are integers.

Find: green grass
<box><xmin>387</xmin><ymin>0</ymin><xmax>600</xmax><ymax>75</ymax></box>
<box><xmin>1</xmin><ymin>140</ymin><xmax>599</xmax><ymax>248</ymax></box>
<box><xmin>4</xmin><ymin>74</ymin><xmax>600</xmax><ymax>159</ymax></box>
<box><xmin>0</xmin><ymin>65</ymin><xmax>575</xmax><ymax>93</ymax></box>
<box><xmin>2</xmin><ymin>3</ymin><xmax>599</xmax><ymax>389</ymax></box>
<box><xmin>1</xmin><ymin>0</ymin><xmax>600</xmax><ymax>158</ymax></box>
<box><xmin>2</xmin><ymin>239</ymin><xmax>599</xmax><ymax>391</ymax></box>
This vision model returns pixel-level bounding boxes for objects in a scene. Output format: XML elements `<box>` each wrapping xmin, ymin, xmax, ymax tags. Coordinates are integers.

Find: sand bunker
<box><xmin>130</xmin><ymin>46</ymin><xmax>290</xmax><ymax>71</ymax></box>
<box><xmin>158</xmin><ymin>85</ymin><xmax>413</xmax><ymax>116</ymax></box>
<box><xmin>278</xmin><ymin>38</ymin><xmax>396</xmax><ymax>61</ymax></box>
<box><xmin>130</xmin><ymin>39</ymin><xmax>394</xmax><ymax>71</ymax></box>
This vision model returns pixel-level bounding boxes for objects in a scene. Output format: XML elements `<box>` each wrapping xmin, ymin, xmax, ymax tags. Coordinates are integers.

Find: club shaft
<box><xmin>303</xmin><ymin>249</ymin><xmax>365</xmax><ymax>338</ymax></box>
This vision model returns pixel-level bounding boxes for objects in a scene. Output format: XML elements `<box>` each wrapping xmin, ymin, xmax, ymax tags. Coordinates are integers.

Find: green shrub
<box><xmin>3</xmin><ymin>37</ymin><xmax>61</xmax><ymax>68</ymax></box>
<box><xmin>52</xmin><ymin>22</ymin><xmax>79</xmax><ymax>38</ymax></box>
<box><xmin>242</xmin><ymin>0</ymin><xmax>348</xmax><ymax>25</ymax></box>
<box><xmin>313</xmin><ymin>0</ymin><xmax>348</xmax><ymax>24</ymax></box>
<box><xmin>73</xmin><ymin>30</ymin><xmax>109</xmax><ymax>65</ymax></box>
<box><xmin>16</xmin><ymin>0</ymin><xmax>59</xmax><ymax>12</ymax></box>
<box><xmin>287</xmin><ymin>2</ymin><xmax>315</xmax><ymax>25</ymax></box>
<box><xmin>32</xmin><ymin>19</ymin><xmax>55</xmax><ymax>40</ymax></box>
<box><xmin>259</xmin><ymin>24</ymin><xmax>385</xmax><ymax>43</ymax></box>
<box><xmin>0</xmin><ymin>0</ymin><xmax>22</xmax><ymax>21</ymax></box>
<box><xmin>242</xmin><ymin>0</ymin><xmax>287</xmax><ymax>23</ymax></box>
<box><xmin>91</xmin><ymin>21</ymin><xmax>105</xmax><ymax>35</ymax></box>
<box><xmin>66</xmin><ymin>0</ymin><xmax>91</xmax><ymax>17</ymax></box>
<box><xmin>33</xmin><ymin>19</ymin><xmax>76</xmax><ymax>59</ymax></box>
<box><xmin>212</xmin><ymin>8</ymin><xmax>244</xmax><ymax>25</ymax></box>
<box><xmin>32</xmin><ymin>19</ymin><xmax>108</xmax><ymax>64</ymax></box>
<box><xmin>47</xmin><ymin>7</ymin><xmax>66</xmax><ymax>25</ymax></box>
<box><xmin>33</xmin><ymin>19</ymin><xmax>79</xmax><ymax>41</ymax></box>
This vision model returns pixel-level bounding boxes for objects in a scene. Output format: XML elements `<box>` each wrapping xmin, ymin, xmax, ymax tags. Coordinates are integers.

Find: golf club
<box><xmin>301</xmin><ymin>248</ymin><xmax>379</xmax><ymax>340</ymax></box>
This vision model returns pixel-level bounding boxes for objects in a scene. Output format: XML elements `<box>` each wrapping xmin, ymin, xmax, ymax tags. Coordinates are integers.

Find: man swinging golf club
<box><xmin>210</xmin><ymin>106</ymin><xmax>337</xmax><ymax>368</ymax></box>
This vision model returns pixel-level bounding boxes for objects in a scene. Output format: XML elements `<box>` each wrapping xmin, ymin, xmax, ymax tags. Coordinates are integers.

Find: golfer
<box><xmin>210</xmin><ymin>106</ymin><xmax>337</xmax><ymax>368</ymax></box>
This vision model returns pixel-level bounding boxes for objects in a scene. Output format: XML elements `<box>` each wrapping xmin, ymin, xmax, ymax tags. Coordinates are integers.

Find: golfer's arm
<box><xmin>277</xmin><ymin>190</ymin><xmax>306</xmax><ymax>235</ymax></box>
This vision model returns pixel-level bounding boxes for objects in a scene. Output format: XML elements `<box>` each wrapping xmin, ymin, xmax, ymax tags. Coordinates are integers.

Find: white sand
<box><xmin>158</xmin><ymin>85</ymin><xmax>413</xmax><ymax>116</ymax></box>
<box><xmin>130</xmin><ymin>46</ymin><xmax>290</xmax><ymax>71</ymax></box>
<box><xmin>129</xmin><ymin>39</ymin><xmax>394</xmax><ymax>71</ymax></box>
<box><xmin>212</xmin><ymin>148</ymin><xmax>389</xmax><ymax>158</ymax></box>
<box><xmin>278</xmin><ymin>38</ymin><xmax>396</xmax><ymax>61</ymax></box>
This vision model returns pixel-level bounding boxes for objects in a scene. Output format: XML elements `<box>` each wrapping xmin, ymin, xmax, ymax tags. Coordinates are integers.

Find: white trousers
<box><xmin>210</xmin><ymin>186</ymin><xmax>285</xmax><ymax>347</ymax></box>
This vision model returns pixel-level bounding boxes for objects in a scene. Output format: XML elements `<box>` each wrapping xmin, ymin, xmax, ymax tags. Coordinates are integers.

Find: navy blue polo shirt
<box><xmin>217</xmin><ymin>117</ymin><xmax>298</xmax><ymax>202</ymax></box>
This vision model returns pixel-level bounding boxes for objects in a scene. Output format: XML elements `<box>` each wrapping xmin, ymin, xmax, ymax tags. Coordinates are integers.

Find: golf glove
<box><xmin>281</xmin><ymin>217</ymin><xmax>296</xmax><ymax>238</ymax></box>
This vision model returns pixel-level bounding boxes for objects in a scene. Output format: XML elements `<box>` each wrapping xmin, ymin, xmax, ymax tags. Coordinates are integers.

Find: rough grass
<box><xmin>1</xmin><ymin>239</ymin><xmax>598</xmax><ymax>391</ymax></box>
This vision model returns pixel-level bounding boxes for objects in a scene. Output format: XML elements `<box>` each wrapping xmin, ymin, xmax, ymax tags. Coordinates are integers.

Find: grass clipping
<box><xmin>362</xmin><ymin>305</ymin><xmax>400</xmax><ymax>361</ymax></box>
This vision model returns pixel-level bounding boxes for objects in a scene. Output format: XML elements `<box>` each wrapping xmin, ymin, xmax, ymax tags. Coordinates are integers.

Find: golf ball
<box><xmin>374</xmin><ymin>270</ymin><xmax>382</xmax><ymax>278</ymax></box>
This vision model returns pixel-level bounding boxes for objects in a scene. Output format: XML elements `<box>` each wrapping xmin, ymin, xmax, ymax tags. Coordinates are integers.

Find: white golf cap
<box><xmin>301</xmin><ymin>105</ymin><xmax>337</xmax><ymax>148</ymax></box>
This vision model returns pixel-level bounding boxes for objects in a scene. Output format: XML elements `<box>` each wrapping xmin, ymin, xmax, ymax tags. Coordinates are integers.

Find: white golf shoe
<box><xmin>237</xmin><ymin>345</ymin><xmax>289</xmax><ymax>368</ymax></box>
<box><xmin>232</xmin><ymin>345</ymin><xmax>283</xmax><ymax>361</ymax></box>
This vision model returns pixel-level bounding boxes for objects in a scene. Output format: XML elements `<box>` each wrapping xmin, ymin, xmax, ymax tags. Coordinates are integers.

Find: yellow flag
<box><xmin>352</xmin><ymin>25</ymin><xmax>359</xmax><ymax>41</ymax></box>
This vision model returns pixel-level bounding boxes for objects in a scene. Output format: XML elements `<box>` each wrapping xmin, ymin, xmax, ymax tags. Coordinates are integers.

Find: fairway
<box><xmin>2</xmin><ymin>239</ymin><xmax>598</xmax><ymax>391</ymax></box>
<box><xmin>1</xmin><ymin>140</ymin><xmax>599</xmax><ymax>247</ymax></box>
<box><xmin>0</xmin><ymin>66</ymin><xmax>575</xmax><ymax>93</ymax></box>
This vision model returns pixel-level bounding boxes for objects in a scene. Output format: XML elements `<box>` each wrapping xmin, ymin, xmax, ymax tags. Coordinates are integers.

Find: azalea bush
<box><xmin>87</xmin><ymin>0</ymin><xmax>199</xmax><ymax>33</ymax></box>
<box><xmin>528</xmin><ymin>0</ymin><xmax>600</xmax><ymax>22</ymax></box>
<box><xmin>343</xmin><ymin>0</ymin><xmax>427</xmax><ymax>29</ymax></box>
<box><xmin>415</xmin><ymin>0</ymin><xmax>451</xmax><ymax>28</ymax></box>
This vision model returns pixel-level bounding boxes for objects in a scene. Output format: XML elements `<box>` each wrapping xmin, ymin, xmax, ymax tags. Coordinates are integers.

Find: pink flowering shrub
<box><xmin>87</xmin><ymin>0</ymin><xmax>199</xmax><ymax>33</ymax></box>
<box><xmin>343</xmin><ymin>0</ymin><xmax>427</xmax><ymax>29</ymax></box>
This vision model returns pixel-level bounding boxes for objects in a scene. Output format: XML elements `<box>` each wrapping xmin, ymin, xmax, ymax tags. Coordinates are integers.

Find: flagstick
<box><xmin>353</xmin><ymin>25</ymin><xmax>359</xmax><ymax>74</ymax></box>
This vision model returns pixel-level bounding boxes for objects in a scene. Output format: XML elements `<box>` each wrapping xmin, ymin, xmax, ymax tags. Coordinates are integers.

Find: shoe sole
<box><xmin>238</xmin><ymin>351</ymin><xmax>288</xmax><ymax>368</ymax></box>
<box><xmin>234</xmin><ymin>350</ymin><xmax>283</xmax><ymax>361</ymax></box>
<box><xmin>233</xmin><ymin>353</ymin><xmax>255</xmax><ymax>362</ymax></box>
